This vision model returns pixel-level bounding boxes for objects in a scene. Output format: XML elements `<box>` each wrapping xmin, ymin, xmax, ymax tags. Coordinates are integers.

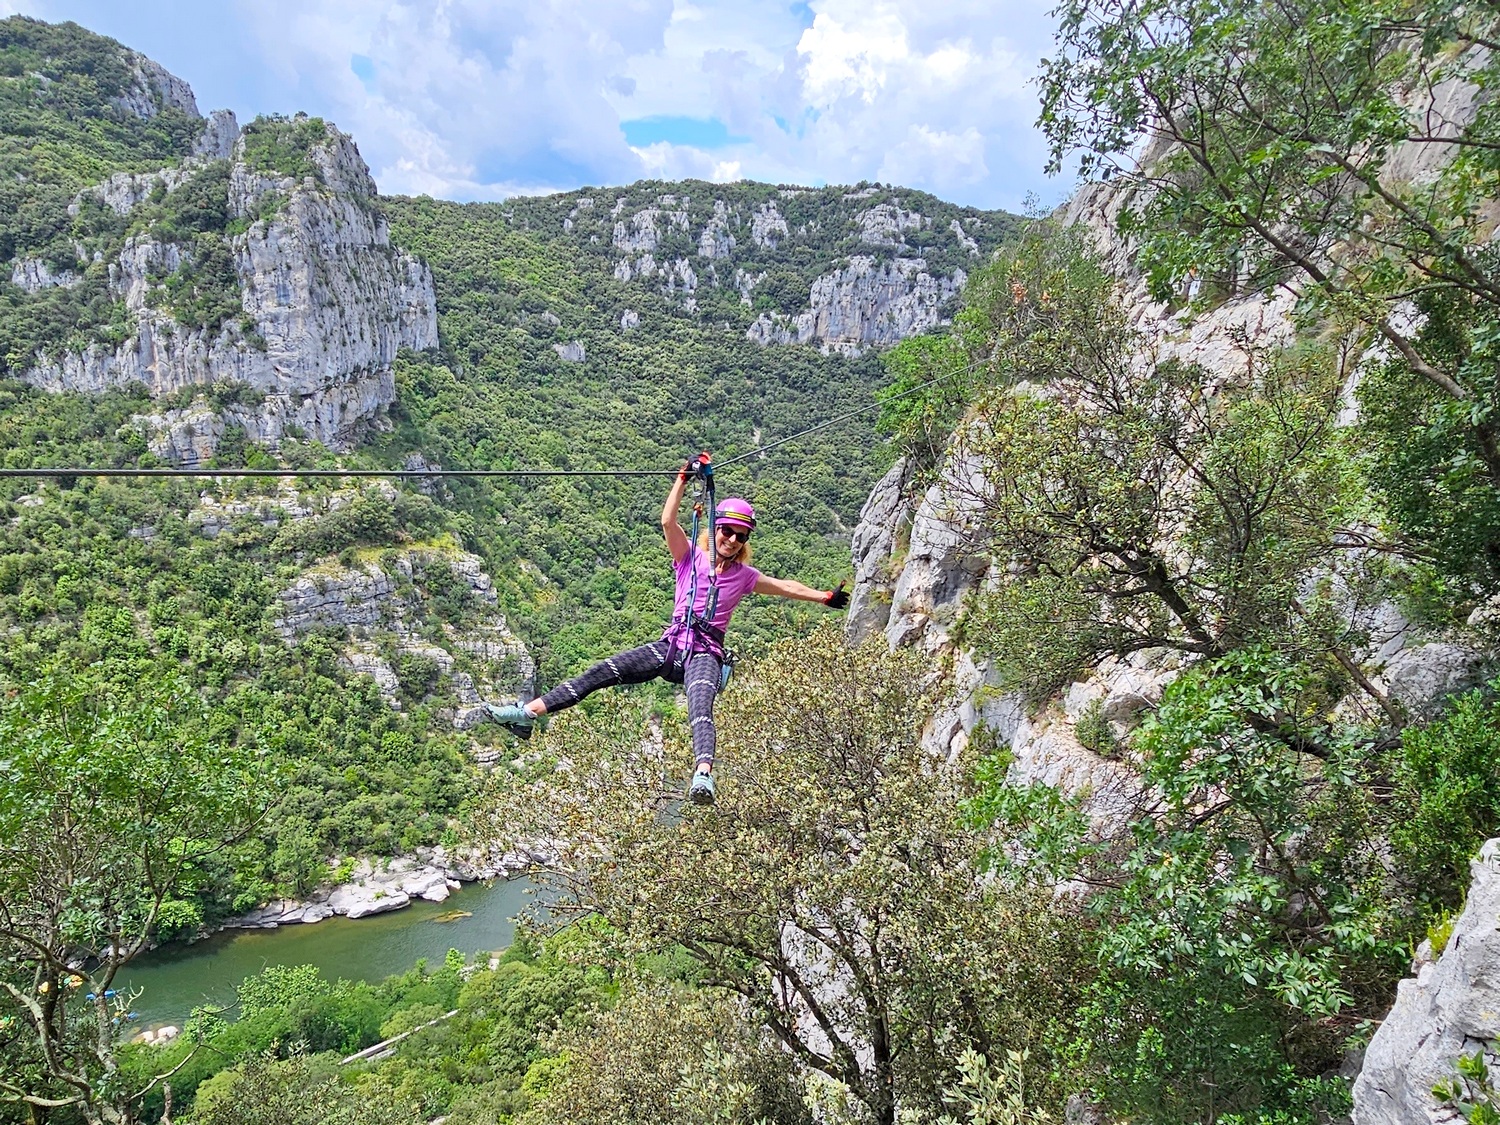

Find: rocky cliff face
<box><xmin>271</xmin><ymin>532</ymin><xmax>533</xmax><ymax>741</ymax></box>
<box><xmin>1352</xmin><ymin>839</ymin><xmax>1500</xmax><ymax>1123</ymax></box>
<box><xmin>506</xmin><ymin>182</ymin><xmax>1011</xmax><ymax>355</ymax></box>
<box><xmin>17</xmin><ymin>72</ymin><xmax>437</xmax><ymax>462</ymax></box>
<box><xmin>746</xmin><ymin>256</ymin><xmax>966</xmax><ymax>356</ymax></box>
<box><xmin>843</xmin><ymin>156</ymin><xmax>1487</xmax><ymax>837</ymax></box>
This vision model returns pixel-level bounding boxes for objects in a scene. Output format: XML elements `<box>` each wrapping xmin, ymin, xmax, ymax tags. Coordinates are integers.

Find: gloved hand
<box><xmin>823</xmin><ymin>582</ymin><xmax>849</xmax><ymax>610</ymax></box>
<box><xmin>678</xmin><ymin>453</ymin><xmax>711</xmax><ymax>483</ymax></box>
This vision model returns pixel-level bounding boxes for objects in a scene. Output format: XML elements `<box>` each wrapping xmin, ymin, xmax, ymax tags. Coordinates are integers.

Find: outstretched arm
<box><xmin>662</xmin><ymin>466</ymin><xmax>693</xmax><ymax>563</ymax></box>
<box><xmin>754</xmin><ymin>576</ymin><xmax>848</xmax><ymax>607</ymax></box>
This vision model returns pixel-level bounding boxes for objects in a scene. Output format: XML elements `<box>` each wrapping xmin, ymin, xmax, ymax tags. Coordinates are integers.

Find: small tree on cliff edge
<box><xmin>0</xmin><ymin>673</ymin><xmax>268</xmax><ymax>1125</ymax></box>
<box><xmin>476</xmin><ymin>627</ymin><xmax>1090</xmax><ymax>1125</ymax></box>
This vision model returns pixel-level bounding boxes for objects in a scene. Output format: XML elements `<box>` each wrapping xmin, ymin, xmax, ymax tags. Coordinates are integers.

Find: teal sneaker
<box><xmin>687</xmin><ymin>769</ymin><xmax>716</xmax><ymax>806</ymax></box>
<box><xmin>485</xmin><ymin>702</ymin><xmax>536</xmax><ymax>740</ymax></box>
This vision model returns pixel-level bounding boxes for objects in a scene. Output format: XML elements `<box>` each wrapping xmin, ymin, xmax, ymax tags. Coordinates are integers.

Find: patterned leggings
<box><xmin>537</xmin><ymin>640</ymin><xmax>723</xmax><ymax>768</ymax></box>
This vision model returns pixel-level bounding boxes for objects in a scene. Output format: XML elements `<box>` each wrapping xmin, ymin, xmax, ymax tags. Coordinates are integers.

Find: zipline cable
<box><xmin>0</xmin><ymin>355</ymin><xmax>983</xmax><ymax>481</ymax></box>
<box><xmin>0</xmin><ymin>467</ymin><xmax>675</xmax><ymax>479</ymax></box>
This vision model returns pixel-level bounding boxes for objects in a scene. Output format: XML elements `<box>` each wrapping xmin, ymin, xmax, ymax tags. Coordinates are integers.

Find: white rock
<box><xmin>24</xmin><ymin>123</ymin><xmax>438</xmax><ymax>459</ymax></box>
<box><xmin>846</xmin><ymin>457</ymin><xmax>914</xmax><ymax>644</ymax></box>
<box><xmin>697</xmin><ymin>201</ymin><xmax>736</xmax><ymax>259</ymax></box>
<box><xmin>10</xmin><ymin>258</ymin><xmax>80</xmax><ymax>293</ymax></box>
<box><xmin>750</xmin><ymin>201</ymin><xmax>789</xmax><ymax>248</ymax></box>
<box><xmin>1006</xmin><ymin>716</ymin><xmax>1144</xmax><ymax>838</ymax></box>
<box><xmin>1380</xmin><ymin>642</ymin><xmax>1486</xmax><ymax>718</ymax></box>
<box><xmin>747</xmin><ymin>256</ymin><xmax>964</xmax><ymax>354</ymax></box>
<box><xmin>856</xmin><ymin>202</ymin><xmax>924</xmax><ymax>247</ymax></box>
<box><xmin>328</xmin><ymin>884</ymin><xmax>410</xmax><ymax>919</ymax></box>
<box><xmin>194</xmin><ymin>109</ymin><xmax>240</xmax><ymax>160</ymax></box>
<box><xmin>1352</xmin><ymin>839</ymin><xmax>1500</xmax><ymax>1123</ymax></box>
<box><xmin>884</xmin><ymin>450</ymin><xmax>990</xmax><ymax>653</ymax></box>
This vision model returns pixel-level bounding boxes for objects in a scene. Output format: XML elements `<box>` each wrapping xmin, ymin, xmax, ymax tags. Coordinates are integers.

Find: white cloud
<box><xmin>15</xmin><ymin>0</ymin><xmax>1067</xmax><ymax>209</ymax></box>
<box><xmin>230</xmin><ymin>0</ymin><xmax>675</xmax><ymax>198</ymax></box>
<box><xmin>797</xmin><ymin>6</ymin><xmax>908</xmax><ymax>106</ymax></box>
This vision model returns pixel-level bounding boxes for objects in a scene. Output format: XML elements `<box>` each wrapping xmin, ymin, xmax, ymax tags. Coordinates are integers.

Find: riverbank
<box><xmin>124</xmin><ymin>874</ymin><xmax>539</xmax><ymax>1027</ymax></box>
<box><xmin>223</xmin><ymin>841</ymin><xmax>555</xmax><ymax>928</ymax></box>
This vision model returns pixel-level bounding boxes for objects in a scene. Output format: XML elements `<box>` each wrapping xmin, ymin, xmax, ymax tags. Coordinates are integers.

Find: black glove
<box><xmin>678</xmin><ymin>459</ymin><xmax>697</xmax><ymax>483</ymax></box>
<box><xmin>824</xmin><ymin>582</ymin><xmax>849</xmax><ymax>610</ymax></box>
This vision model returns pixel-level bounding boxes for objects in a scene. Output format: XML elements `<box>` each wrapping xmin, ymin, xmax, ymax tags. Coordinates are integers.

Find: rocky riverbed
<box><xmin>224</xmin><ymin>842</ymin><xmax>555</xmax><ymax>928</ymax></box>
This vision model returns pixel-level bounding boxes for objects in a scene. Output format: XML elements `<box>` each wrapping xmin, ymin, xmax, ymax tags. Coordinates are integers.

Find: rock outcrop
<box><xmin>273</xmin><ymin>539</ymin><xmax>533</xmax><ymax>720</ymax></box>
<box><xmin>113</xmin><ymin>53</ymin><xmax>199</xmax><ymax>120</ymax></box>
<box><xmin>223</xmin><ymin>843</ymin><xmax>557</xmax><ymax>929</ymax></box>
<box><xmin>847</xmin><ymin>458</ymin><xmax>914</xmax><ymax>645</ymax></box>
<box><xmin>541</xmin><ymin>185</ymin><xmax>1002</xmax><ymax>352</ymax></box>
<box><xmin>1352</xmin><ymin>838</ymin><xmax>1500</xmax><ymax>1123</ymax></box>
<box><xmin>20</xmin><ymin>107</ymin><xmax>437</xmax><ymax>461</ymax></box>
<box><xmin>747</xmin><ymin>256</ymin><xmax>964</xmax><ymax>355</ymax></box>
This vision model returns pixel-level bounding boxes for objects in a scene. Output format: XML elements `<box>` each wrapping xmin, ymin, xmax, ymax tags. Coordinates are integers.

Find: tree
<box><xmin>477</xmin><ymin>628</ymin><xmax>1088</xmax><ymax>1125</ymax></box>
<box><xmin>190</xmin><ymin>1053</ymin><xmax>416</xmax><ymax>1125</ymax></box>
<box><xmin>0</xmin><ymin>673</ymin><xmax>268</xmax><ymax>1125</ymax></box>
<box><xmin>943</xmin><ymin>233</ymin><xmax>1381</xmax><ymax>718</ymax></box>
<box><xmin>518</xmin><ymin>980</ymin><xmax>808</xmax><ymax>1125</ymax></box>
<box><xmin>1039</xmin><ymin>0</ymin><xmax>1500</xmax><ymax>550</ymax></box>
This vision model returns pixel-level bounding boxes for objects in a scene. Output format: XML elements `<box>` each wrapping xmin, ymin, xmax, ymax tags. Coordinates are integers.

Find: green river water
<box><xmin>121</xmin><ymin>877</ymin><xmax>536</xmax><ymax>1029</ymax></box>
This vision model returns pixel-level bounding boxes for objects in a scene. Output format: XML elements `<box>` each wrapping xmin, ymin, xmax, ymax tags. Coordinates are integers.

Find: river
<box><xmin>121</xmin><ymin>877</ymin><xmax>538</xmax><ymax>1028</ymax></box>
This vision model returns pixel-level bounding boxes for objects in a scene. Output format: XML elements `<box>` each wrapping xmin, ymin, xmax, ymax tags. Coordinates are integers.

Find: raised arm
<box><xmin>753</xmin><ymin>576</ymin><xmax>849</xmax><ymax>607</ymax></box>
<box><xmin>661</xmin><ymin>464</ymin><xmax>693</xmax><ymax>563</ymax></box>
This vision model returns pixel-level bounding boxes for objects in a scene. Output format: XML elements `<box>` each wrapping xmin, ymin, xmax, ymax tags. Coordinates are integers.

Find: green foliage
<box><xmin>381</xmin><ymin>194</ymin><xmax>896</xmax><ymax>681</ymax></box>
<box><xmin>240</xmin><ymin>114</ymin><xmax>330</xmax><ymax>182</ymax></box>
<box><xmin>1073</xmin><ymin>698</ymin><xmax>1117</xmax><ymax>757</ymax></box>
<box><xmin>0</xmin><ymin>389</ymin><xmax>486</xmax><ymax>914</ymax></box>
<box><xmin>517</xmin><ymin>981</ymin><xmax>808</xmax><ymax>1125</ymax></box>
<box><xmin>1359</xmin><ymin>281</ymin><xmax>1500</xmax><ymax>602</ymax></box>
<box><xmin>936</xmin><ymin>1048</ymin><xmax>1052</xmax><ymax>1125</ymax></box>
<box><xmin>950</xmin><ymin>231</ymin><xmax>1364</xmax><ymax>702</ymax></box>
<box><xmin>0</xmin><ymin>670</ymin><xmax>268</xmax><ymax>1124</ymax></box>
<box><xmin>1387</xmin><ymin>682</ymin><xmax>1500</xmax><ymax>907</ymax></box>
<box><xmin>480</xmin><ymin>629</ymin><xmax>1089</xmax><ymax>1125</ymax></box>
<box><xmin>1435</xmin><ymin>1046</ymin><xmax>1500</xmax><ymax>1125</ymax></box>
<box><xmin>969</xmin><ymin>648</ymin><xmax>1400</xmax><ymax>1124</ymax></box>
<box><xmin>1039</xmin><ymin>0</ymin><xmax>1500</xmax><ymax>530</ymax></box>
<box><xmin>189</xmin><ymin>1053</ymin><xmax>417</xmax><ymax>1125</ymax></box>
<box><xmin>0</xmin><ymin>16</ymin><xmax>200</xmax><ymax>266</ymax></box>
<box><xmin>1428</xmin><ymin>909</ymin><xmax>1459</xmax><ymax>958</ymax></box>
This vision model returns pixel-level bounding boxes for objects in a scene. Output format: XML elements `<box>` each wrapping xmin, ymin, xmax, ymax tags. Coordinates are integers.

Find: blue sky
<box><xmin>2</xmin><ymin>0</ymin><xmax>1069</xmax><ymax>212</ymax></box>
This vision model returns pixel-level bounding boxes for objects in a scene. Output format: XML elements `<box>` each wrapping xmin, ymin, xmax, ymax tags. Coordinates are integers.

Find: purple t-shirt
<box><xmin>663</xmin><ymin>547</ymin><xmax>761</xmax><ymax>654</ymax></box>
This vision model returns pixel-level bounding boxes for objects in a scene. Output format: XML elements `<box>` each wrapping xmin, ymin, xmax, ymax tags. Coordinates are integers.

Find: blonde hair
<box><xmin>699</xmin><ymin>527</ymin><xmax>753</xmax><ymax>567</ymax></box>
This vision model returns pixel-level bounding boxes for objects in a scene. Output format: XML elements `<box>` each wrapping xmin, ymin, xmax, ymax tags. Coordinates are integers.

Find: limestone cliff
<box><xmin>505</xmin><ymin>182</ymin><xmax>1013</xmax><ymax>355</ymax></box>
<box><xmin>17</xmin><ymin>70</ymin><xmax>437</xmax><ymax>462</ymax></box>
<box><xmin>746</xmin><ymin>255</ymin><xmax>966</xmax><ymax>356</ymax></box>
<box><xmin>1352</xmin><ymin>840</ymin><xmax>1500</xmax><ymax>1123</ymax></box>
<box><xmin>270</xmin><ymin>526</ymin><xmax>533</xmax><ymax>746</ymax></box>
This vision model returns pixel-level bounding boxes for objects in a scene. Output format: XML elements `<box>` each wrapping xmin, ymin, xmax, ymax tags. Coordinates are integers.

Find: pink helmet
<box><xmin>716</xmin><ymin>498</ymin><xmax>757</xmax><ymax>530</ymax></box>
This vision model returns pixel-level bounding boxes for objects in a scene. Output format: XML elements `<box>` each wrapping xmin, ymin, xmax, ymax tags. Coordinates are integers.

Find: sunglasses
<box><xmin>717</xmin><ymin>526</ymin><xmax>751</xmax><ymax>543</ymax></box>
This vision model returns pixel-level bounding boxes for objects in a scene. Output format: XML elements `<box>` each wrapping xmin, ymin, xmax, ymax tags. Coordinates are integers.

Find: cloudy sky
<box><xmin>4</xmin><ymin>0</ymin><xmax>1069</xmax><ymax>211</ymax></box>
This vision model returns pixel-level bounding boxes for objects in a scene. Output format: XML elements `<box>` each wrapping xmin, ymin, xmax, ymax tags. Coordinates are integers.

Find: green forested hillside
<box><xmin>0</xmin><ymin>17</ymin><xmax>1006</xmax><ymax>925</ymax></box>
<box><xmin>378</xmin><ymin>195</ymin><xmax>895</xmax><ymax>677</ymax></box>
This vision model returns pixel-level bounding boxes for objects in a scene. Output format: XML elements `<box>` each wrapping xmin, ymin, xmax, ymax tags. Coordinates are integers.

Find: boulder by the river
<box><xmin>218</xmin><ymin>841</ymin><xmax>560</xmax><ymax>931</ymax></box>
<box><xmin>328</xmin><ymin>884</ymin><xmax>410</xmax><ymax>920</ymax></box>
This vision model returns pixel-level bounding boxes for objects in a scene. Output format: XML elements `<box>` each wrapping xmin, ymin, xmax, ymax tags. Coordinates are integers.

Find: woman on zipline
<box><xmin>485</xmin><ymin>459</ymin><xmax>848</xmax><ymax>805</ymax></box>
